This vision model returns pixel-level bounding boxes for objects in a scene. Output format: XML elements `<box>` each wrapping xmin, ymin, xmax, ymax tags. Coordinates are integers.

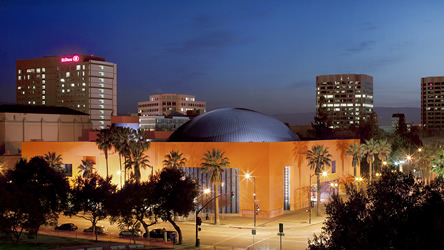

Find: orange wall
<box><xmin>21</xmin><ymin>139</ymin><xmax>358</xmax><ymax>218</ymax></box>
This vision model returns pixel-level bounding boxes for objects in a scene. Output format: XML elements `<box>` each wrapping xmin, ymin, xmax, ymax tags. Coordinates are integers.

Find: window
<box><xmin>60</xmin><ymin>79</ymin><xmax>65</xmax><ymax>82</ymax></box>
<box><xmin>82</xmin><ymin>65</ymin><xmax>85</xmax><ymax>70</ymax></box>
<box><xmin>42</xmin><ymin>74</ymin><xmax>45</xmax><ymax>79</ymax></box>
<box><xmin>99</xmin><ymin>72</ymin><xmax>104</xmax><ymax>76</ymax></box>
<box><xmin>36</xmin><ymin>68</ymin><xmax>41</xmax><ymax>73</ymax></box>
<box><xmin>18</xmin><ymin>69</ymin><xmax>21</xmax><ymax>74</ymax></box>
<box><xmin>18</xmin><ymin>76</ymin><xmax>21</xmax><ymax>80</ymax></box>
<box><xmin>42</xmin><ymin>68</ymin><xmax>45</xmax><ymax>72</ymax></box>
<box><xmin>63</xmin><ymin>164</ymin><xmax>72</xmax><ymax>177</ymax></box>
<box><xmin>76</xmin><ymin>65</ymin><xmax>81</xmax><ymax>70</ymax></box>
<box><xmin>66</xmin><ymin>72</ymin><xmax>70</xmax><ymax>77</ymax></box>
<box><xmin>71</xmin><ymin>83</ymin><xmax>75</xmax><ymax>87</ymax></box>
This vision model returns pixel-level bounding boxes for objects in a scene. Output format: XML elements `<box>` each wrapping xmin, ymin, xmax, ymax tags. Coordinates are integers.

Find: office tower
<box><xmin>421</xmin><ymin>76</ymin><xmax>444</xmax><ymax>129</ymax></box>
<box><xmin>138</xmin><ymin>94</ymin><xmax>206</xmax><ymax>116</ymax></box>
<box><xmin>316</xmin><ymin>74</ymin><xmax>374</xmax><ymax>129</ymax></box>
<box><xmin>16</xmin><ymin>54</ymin><xmax>117</xmax><ymax>129</ymax></box>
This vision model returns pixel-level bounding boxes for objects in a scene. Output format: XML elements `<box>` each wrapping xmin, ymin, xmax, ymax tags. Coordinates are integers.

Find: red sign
<box><xmin>61</xmin><ymin>55</ymin><xmax>80</xmax><ymax>63</ymax></box>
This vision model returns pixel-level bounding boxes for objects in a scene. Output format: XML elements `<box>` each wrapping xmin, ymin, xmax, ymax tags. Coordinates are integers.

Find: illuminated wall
<box><xmin>22</xmin><ymin>139</ymin><xmax>358</xmax><ymax>218</ymax></box>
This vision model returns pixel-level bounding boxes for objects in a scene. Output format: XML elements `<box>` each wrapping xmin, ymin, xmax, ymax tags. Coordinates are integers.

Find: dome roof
<box><xmin>167</xmin><ymin>108</ymin><xmax>300</xmax><ymax>142</ymax></box>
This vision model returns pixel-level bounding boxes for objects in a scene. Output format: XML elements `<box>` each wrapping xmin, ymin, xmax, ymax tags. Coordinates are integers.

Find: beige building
<box><xmin>316</xmin><ymin>74</ymin><xmax>374</xmax><ymax>129</ymax></box>
<box><xmin>16</xmin><ymin>55</ymin><xmax>117</xmax><ymax>129</ymax></box>
<box><xmin>138</xmin><ymin>94</ymin><xmax>206</xmax><ymax>116</ymax></box>
<box><xmin>0</xmin><ymin>105</ymin><xmax>91</xmax><ymax>155</ymax></box>
<box><xmin>421</xmin><ymin>76</ymin><xmax>444</xmax><ymax>129</ymax></box>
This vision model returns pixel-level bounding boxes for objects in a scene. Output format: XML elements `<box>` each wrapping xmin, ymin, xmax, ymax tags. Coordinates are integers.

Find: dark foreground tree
<box><xmin>109</xmin><ymin>181</ymin><xmax>157</xmax><ymax>243</ymax></box>
<box><xmin>308</xmin><ymin>169</ymin><xmax>444</xmax><ymax>249</ymax></box>
<box><xmin>153</xmin><ymin>167</ymin><xmax>199</xmax><ymax>245</ymax></box>
<box><xmin>69</xmin><ymin>173</ymin><xmax>116</xmax><ymax>241</ymax></box>
<box><xmin>0</xmin><ymin>157</ymin><xmax>69</xmax><ymax>248</ymax></box>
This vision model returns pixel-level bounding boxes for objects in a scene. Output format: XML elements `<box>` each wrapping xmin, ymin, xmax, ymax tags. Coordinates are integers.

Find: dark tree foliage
<box><xmin>0</xmin><ymin>157</ymin><xmax>69</xmax><ymax>248</ymax></box>
<box><xmin>311</xmin><ymin>97</ymin><xmax>334</xmax><ymax>140</ymax></box>
<box><xmin>153</xmin><ymin>167</ymin><xmax>199</xmax><ymax>245</ymax></box>
<box><xmin>308</xmin><ymin>169</ymin><xmax>444</xmax><ymax>249</ymax></box>
<box><xmin>69</xmin><ymin>173</ymin><xmax>116</xmax><ymax>241</ymax></box>
<box><xmin>108</xmin><ymin>181</ymin><xmax>157</xmax><ymax>243</ymax></box>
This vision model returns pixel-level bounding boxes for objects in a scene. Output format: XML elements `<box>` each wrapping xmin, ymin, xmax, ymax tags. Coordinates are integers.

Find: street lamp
<box><xmin>245</xmin><ymin>173</ymin><xmax>257</xmax><ymax>227</ymax></box>
<box><xmin>330</xmin><ymin>182</ymin><xmax>338</xmax><ymax>195</ymax></box>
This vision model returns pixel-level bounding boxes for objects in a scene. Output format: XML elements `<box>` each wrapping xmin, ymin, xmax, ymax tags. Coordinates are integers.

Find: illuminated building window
<box><xmin>42</xmin><ymin>68</ymin><xmax>45</xmax><ymax>72</ymax></box>
<box><xmin>42</xmin><ymin>74</ymin><xmax>45</xmax><ymax>79</ymax></box>
<box><xmin>62</xmin><ymin>89</ymin><xmax>65</xmax><ymax>93</ymax></box>
<box><xmin>42</xmin><ymin>96</ymin><xmax>45</xmax><ymax>100</ymax></box>
<box><xmin>71</xmin><ymin>83</ymin><xmax>75</xmax><ymax>87</ymax></box>
<box><xmin>82</xmin><ymin>65</ymin><xmax>85</xmax><ymax>70</ymax></box>
<box><xmin>82</xmin><ymin>71</ymin><xmax>85</xmax><ymax>76</ymax></box>
<box><xmin>82</xmin><ymin>83</ymin><xmax>86</xmax><ymax>86</ymax></box>
<box><xmin>99</xmin><ymin>72</ymin><xmax>104</xmax><ymax>76</ymax></box>
<box><xmin>18</xmin><ymin>69</ymin><xmax>21</xmax><ymax>74</ymax></box>
<box><xmin>27</xmin><ymin>75</ymin><xmax>30</xmax><ymax>80</ymax></box>
<box><xmin>66</xmin><ymin>72</ymin><xmax>70</xmax><ymax>77</ymax></box>
<box><xmin>42</xmin><ymin>90</ymin><xmax>45</xmax><ymax>94</ymax></box>
<box><xmin>60</xmin><ymin>79</ymin><xmax>65</xmax><ymax>83</ymax></box>
<box><xmin>36</xmin><ymin>68</ymin><xmax>40</xmax><ymax>73</ymax></box>
<box><xmin>42</xmin><ymin>85</ymin><xmax>45</xmax><ymax>89</ymax></box>
<box><xmin>100</xmin><ymin>65</ymin><xmax>104</xmax><ymax>70</ymax></box>
<box><xmin>42</xmin><ymin>101</ymin><xmax>45</xmax><ymax>105</ymax></box>
<box><xmin>18</xmin><ymin>76</ymin><xmax>21</xmax><ymax>80</ymax></box>
<box><xmin>17</xmin><ymin>86</ymin><xmax>21</xmax><ymax>90</ymax></box>
<box><xmin>82</xmin><ymin>88</ymin><xmax>85</xmax><ymax>91</ymax></box>
<box><xmin>99</xmin><ymin>78</ymin><xmax>104</xmax><ymax>82</ymax></box>
<box><xmin>76</xmin><ymin>65</ymin><xmax>81</xmax><ymax>70</ymax></box>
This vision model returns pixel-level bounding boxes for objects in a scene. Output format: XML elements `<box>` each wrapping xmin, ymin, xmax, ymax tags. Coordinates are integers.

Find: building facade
<box><xmin>138</xmin><ymin>94</ymin><xmax>206</xmax><ymax>116</ymax></box>
<box><xmin>421</xmin><ymin>76</ymin><xmax>444</xmax><ymax>129</ymax></box>
<box><xmin>0</xmin><ymin>105</ymin><xmax>91</xmax><ymax>155</ymax></box>
<box><xmin>139</xmin><ymin>115</ymin><xmax>189</xmax><ymax>131</ymax></box>
<box><xmin>16</xmin><ymin>55</ymin><xmax>117</xmax><ymax>129</ymax></box>
<box><xmin>316</xmin><ymin>74</ymin><xmax>374</xmax><ymax>129</ymax></box>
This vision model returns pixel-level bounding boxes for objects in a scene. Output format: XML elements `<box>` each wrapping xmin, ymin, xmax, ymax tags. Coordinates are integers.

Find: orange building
<box><xmin>21</xmin><ymin>108</ymin><xmax>358</xmax><ymax>218</ymax></box>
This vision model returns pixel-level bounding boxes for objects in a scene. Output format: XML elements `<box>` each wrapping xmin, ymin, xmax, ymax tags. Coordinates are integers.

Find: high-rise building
<box><xmin>421</xmin><ymin>76</ymin><xmax>444</xmax><ymax>129</ymax></box>
<box><xmin>16</xmin><ymin>55</ymin><xmax>117</xmax><ymax>129</ymax></box>
<box><xmin>138</xmin><ymin>94</ymin><xmax>206</xmax><ymax>116</ymax></box>
<box><xmin>316</xmin><ymin>74</ymin><xmax>374</xmax><ymax>129</ymax></box>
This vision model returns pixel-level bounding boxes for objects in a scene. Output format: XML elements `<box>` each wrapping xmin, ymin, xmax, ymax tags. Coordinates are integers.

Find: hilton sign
<box><xmin>61</xmin><ymin>55</ymin><xmax>80</xmax><ymax>63</ymax></box>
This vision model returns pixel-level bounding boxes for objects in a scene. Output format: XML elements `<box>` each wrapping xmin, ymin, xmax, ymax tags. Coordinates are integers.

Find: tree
<box><xmin>77</xmin><ymin>159</ymin><xmax>95</xmax><ymax>178</ymax></box>
<box><xmin>111</xmin><ymin>126</ymin><xmax>132</xmax><ymax>187</ymax></box>
<box><xmin>308</xmin><ymin>169</ymin><xmax>444</xmax><ymax>249</ymax></box>
<box><xmin>200</xmin><ymin>149</ymin><xmax>230</xmax><ymax>225</ymax></box>
<box><xmin>0</xmin><ymin>157</ymin><xmax>69</xmax><ymax>248</ymax></box>
<box><xmin>311</xmin><ymin>96</ymin><xmax>334</xmax><ymax>139</ymax></box>
<box><xmin>69</xmin><ymin>173</ymin><xmax>116</xmax><ymax>241</ymax></box>
<box><xmin>125</xmin><ymin>129</ymin><xmax>151</xmax><ymax>184</ymax></box>
<box><xmin>96</xmin><ymin>128</ymin><xmax>113</xmax><ymax>178</ymax></box>
<box><xmin>153</xmin><ymin>167</ymin><xmax>199</xmax><ymax>245</ymax></box>
<box><xmin>431</xmin><ymin>150</ymin><xmax>444</xmax><ymax>180</ymax></box>
<box><xmin>163</xmin><ymin>150</ymin><xmax>187</xmax><ymax>169</ymax></box>
<box><xmin>109</xmin><ymin>181</ymin><xmax>157</xmax><ymax>244</ymax></box>
<box><xmin>346</xmin><ymin>142</ymin><xmax>360</xmax><ymax>182</ymax></box>
<box><xmin>359</xmin><ymin>138</ymin><xmax>379</xmax><ymax>182</ymax></box>
<box><xmin>377</xmin><ymin>139</ymin><xmax>391</xmax><ymax>171</ymax></box>
<box><xmin>43</xmin><ymin>152</ymin><xmax>63</xmax><ymax>172</ymax></box>
<box><xmin>306</xmin><ymin>145</ymin><xmax>332</xmax><ymax>216</ymax></box>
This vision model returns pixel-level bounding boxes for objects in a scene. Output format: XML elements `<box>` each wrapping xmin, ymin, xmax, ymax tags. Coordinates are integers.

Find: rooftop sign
<box><xmin>61</xmin><ymin>55</ymin><xmax>80</xmax><ymax>63</ymax></box>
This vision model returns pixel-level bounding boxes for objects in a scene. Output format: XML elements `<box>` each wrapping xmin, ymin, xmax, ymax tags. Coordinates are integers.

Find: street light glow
<box><xmin>116</xmin><ymin>170</ymin><xmax>121</xmax><ymax>175</ymax></box>
<box><xmin>245</xmin><ymin>173</ymin><xmax>251</xmax><ymax>179</ymax></box>
<box><xmin>322</xmin><ymin>171</ymin><xmax>327</xmax><ymax>177</ymax></box>
<box><xmin>203</xmin><ymin>188</ymin><xmax>211</xmax><ymax>195</ymax></box>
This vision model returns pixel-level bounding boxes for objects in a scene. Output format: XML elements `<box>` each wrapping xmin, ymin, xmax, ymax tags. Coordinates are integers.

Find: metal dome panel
<box><xmin>167</xmin><ymin>108</ymin><xmax>300</xmax><ymax>142</ymax></box>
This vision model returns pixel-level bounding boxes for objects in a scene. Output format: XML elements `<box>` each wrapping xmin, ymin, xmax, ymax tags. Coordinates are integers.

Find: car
<box><xmin>144</xmin><ymin>229</ymin><xmax>177</xmax><ymax>243</ymax></box>
<box><xmin>119</xmin><ymin>229</ymin><xmax>143</xmax><ymax>237</ymax></box>
<box><xmin>55</xmin><ymin>223</ymin><xmax>78</xmax><ymax>231</ymax></box>
<box><xmin>83</xmin><ymin>225</ymin><xmax>107</xmax><ymax>234</ymax></box>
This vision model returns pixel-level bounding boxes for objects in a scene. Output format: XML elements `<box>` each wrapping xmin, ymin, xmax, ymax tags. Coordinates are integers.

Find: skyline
<box><xmin>1</xmin><ymin>1</ymin><xmax>444</xmax><ymax>116</ymax></box>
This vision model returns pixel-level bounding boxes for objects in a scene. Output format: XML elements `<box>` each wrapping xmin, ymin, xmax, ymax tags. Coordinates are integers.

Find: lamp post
<box><xmin>245</xmin><ymin>173</ymin><xmax>257</xmax><ymax>227</ymax></box>
<box><xmin>308</xmin><ymin>173</ymin><xmax>315</xmax><ymax>224</ymax></box>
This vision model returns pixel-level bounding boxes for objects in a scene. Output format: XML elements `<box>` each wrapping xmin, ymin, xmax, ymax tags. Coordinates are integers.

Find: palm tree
<box><xmin>78</xmin><ymin>159</ymin><xmax>95</xmax><ymax>178</ymax></box>
<box><xmin>346</xmin><ymin>143</ymin><xmax>360</xmax><ymax>183</ymax></box>
<box><xmin>163</xmin><ymin>150</ymin><xmax>187</xmax><ymax>169</ymax></box>
<box><xmin>306</xmin><ymin>145</ymin><xmax>332</xmax><ymax>216</ymax></box>
<box><xmin>43</xmin><ymin>152</ymin><xmax>63</xmax><ymax>172</ymax></box>
<box><xmin>126</xmin><ymin>129</ymin><xmax>151</xmax><ymax>184</ymax></box>
<box><xmin>111</xmin><ymin>127</ymin><xmax>131</xmax><ymax>187</ymax></box>
<box><xmin>377</xmin><ymin>139</ymin><xmax>391</xmax><ymax>171</ymax></box>
<box><xmin>359</xmin><ymin>138</ymin><xmax>379</xmax><ymax>182</ymax></box>
<box><xmin>200</xmin><ymin>149</ymin><xmax>230</xmax><ymax>225</ymax></box>
<box><xmin>96</xmin><ymin>128</ymin><xmax>113</xmax><ymax>178</ymax></box>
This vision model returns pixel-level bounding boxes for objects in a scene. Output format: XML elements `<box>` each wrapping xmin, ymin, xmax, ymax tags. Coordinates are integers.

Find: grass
<box><xmin>0</xmin><ymin>233</ymin><xmax>106</xmax><ymax>250</ymax></box>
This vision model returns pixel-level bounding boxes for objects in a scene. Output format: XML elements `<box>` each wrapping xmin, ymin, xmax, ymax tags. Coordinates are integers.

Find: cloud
<box><xmin>167</xmin><ymin>30</ymin><xmax>239</xmax><ymax>56</ymax></box>
<box><xmin>343</xmin><ymin>41</ymin><xmax>376</xmax><ymax>55</ymax></box>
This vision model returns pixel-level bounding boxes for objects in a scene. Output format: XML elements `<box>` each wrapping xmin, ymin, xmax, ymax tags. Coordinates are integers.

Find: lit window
<box><xmin>32</xmin><ymin>101</ymin><xmax>35</xmax><ymax>104</ymax></box>
<box><xmin>82</xmin><ymin>88</ymin><xmax>85</xmax><ymax>91</ymax></box>
<box><xmin>60</xmin><ymin>79</ymin><xmax>65</xmax><ymax>82</ymax></box>
<box><xmin>62</xmin><ymin>89</ymin><xmax>65</xmax><ymax>93</ymax></box>
<box><xmin>22</xmin><ymin>91</ymin><xmax>25</xmax><ymax>94</ymax></box>
<box><xmin>17</xmin><ymin>86</ymin><xmax>21</xmax><ymax>90</ymax></box>
<box><xmin>71</xmin><ymin>83</ymin><xmax>75</xmax><ymax>87</ymax></box>
<box><xmin>18</xmin><ymin>76</ymin><xmax>21</xmax><ymax>80</ymax></box>
<box><xmin>42</xmin><ymin>74</ymin><xmax>45</xmax><ymax>79</ymax></box>
<box><xmin>27</xmin><ymin>75</ymin><xmax>30</xmax><ymax>80</ymax></box>
<box><xmin>18</xmin><ymin>69</ymin><xmax>21</xmax><ymax>74</ymax></box>
<box><xmin>42</xmin><ymin>80</ymin><xmax>45</xmax><ymax>84</ymax></box>
<box><xmin>42</xmin><ymin>85</ymin><xmax>45</xmax><ymax>89</ymax></box>
<box><xmin>42</xmin><ymin>90</ymin><xmax>45</xmax><ymax>94</ymax></box>
<box><xmin>42</xmin><ymin>96</ymin><xmax>45</xmax><ymax>100</ymax></box>
<box><xmin>82</xmin><ymin>65</ymin><xmax>85</xmax><ymax>70</ymax></box>
<box><xmin>82</xmin><ymin>83</ymin><xmax>86</xmax><ymax>86</ymax></box>
<box><xmin>99</xmin><ymin>78</ymin><xmax>104</xmax><ymax>82</ymax></box>
<box><xmin>36</xmin><ymin>68</ymin><xmax>41</xmax><ymax>73</ymax></box>
<box><xmin>66</xmin><ymin>72</ymin><xmax>70</xmax><ymax>77</ymax></box>
<box><xmin>100</xmin><ymin>65</ymin><xmax>104</xmax><ymax>70</ymax></box>
<box><xmin>42</xmin><ymin>101</ymin><xmax>45</xmax><ymax>105</ymax></box>
<box><xmin>28</xmin><ymin>101</ymin><xmax>31</xmax><ymax>104</ymax></box>
<box><xmin>76</xmin><ymin>65</ymin><xmax>81</xmax><ymax>70</ymax></box>
<box><xmin>77</xmin><ymin>104</ymin><xmax>80</xmax><ymax>108</ymax></box>
<box><xmin>62</xmin><ymin>84</ymin><xmax>65</xmax><ymax>87</ymax></box>
<box><xmin>67</xmin><ymin>89</ymin><xmax>71</xmax><ymax>92</ymax></box>
<box><xmin>27</xmin><ymin>69</ymin><xmax>35</xmax><ymax>73</ymax></box>
<box><xmin>42</xmin><ymin>68</ymin><xmax>45</xmax><ymax>72</ymax></box>
<box><xmin>99</xmin><ymin>72</ymin><xmax>104</xmax><ymax>76</ymax></box>
<box><xmin>82</xmin><ymin>71</ymin><xmax>85</xmax><ymax>76</ymax></box>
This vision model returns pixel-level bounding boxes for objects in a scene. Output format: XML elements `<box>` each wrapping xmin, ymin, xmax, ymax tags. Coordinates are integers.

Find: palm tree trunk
<box><xmin>369</xmin><ymin>161</ymin><xmax>373</xmax><ymax>182</ymax></box>
<box><xmin>105</xmin><ymin>151</ymin><xmax>109</xmax><ymax>178</ymax></box>
<box><xmin>214</xmin><ymin>184</ymin><xmax>220</xmax><ymax>225</ymax></box>
<box><xmin>354</xmin><ymin>166</ymin><xmax>356</xmax><ymax>187</ymax></box>
<box><xmin>316</xmin><ymin>174</ymin><xmax>320</xmax><ymax>217</ymax></box>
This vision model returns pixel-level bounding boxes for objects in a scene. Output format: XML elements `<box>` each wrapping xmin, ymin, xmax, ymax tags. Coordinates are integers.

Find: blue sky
<box><xmin>1</xmin><ymin>0</ymin><xmax>443</xmax><ymax>115</ymax></box>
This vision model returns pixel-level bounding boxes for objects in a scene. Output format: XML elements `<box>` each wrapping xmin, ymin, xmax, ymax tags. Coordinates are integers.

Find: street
<box><xmin>46</xmin><ymin>207</ymin><xmax>325</xmax><ymax>249</ymax></box>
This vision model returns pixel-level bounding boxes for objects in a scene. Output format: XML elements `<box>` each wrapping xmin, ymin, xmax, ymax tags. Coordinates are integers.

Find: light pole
<box><xmin>308</xmin><ymin>173</ymin><xmax>315</xmax><ymax>224</ymax></box>
<box><xmin>245</xmin><ymin>173</ymin><xmax>257</xmax><ymax>227</ymax></box>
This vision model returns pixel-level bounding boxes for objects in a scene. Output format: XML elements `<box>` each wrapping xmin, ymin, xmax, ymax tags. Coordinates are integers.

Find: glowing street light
<box><xmin>322</xmin><ymin>171</ymin><xmax>328</xmax><ymax>177</ymax></box>
<box><xmin>203</xmin><ymin>188</ymin><xmax>211</xmax><ymax>195</ymax></box>
<box><xmin>245</xmin><ymin>173</ymin><xmax>257</xmax><ymax>227</ymax></box>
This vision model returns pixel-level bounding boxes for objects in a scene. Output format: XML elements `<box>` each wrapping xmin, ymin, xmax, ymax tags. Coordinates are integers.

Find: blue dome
<box><xmin>167</xmin><ymin>108</ymin><xmax>300</xmax><ymax>142</ymax></box>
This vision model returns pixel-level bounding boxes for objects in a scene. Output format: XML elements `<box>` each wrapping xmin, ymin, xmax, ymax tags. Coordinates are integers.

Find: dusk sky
<box><xmin>1</xmin><ymin>0</ymin><xmax>444</xmax><ymax>116</ymax></box>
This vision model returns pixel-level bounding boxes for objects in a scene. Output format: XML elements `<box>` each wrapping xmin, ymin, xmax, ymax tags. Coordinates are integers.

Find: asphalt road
<box><xmin>46</xmin><ymin>208</ymin><xmax>325</xmax><ymax>249</ymax></box>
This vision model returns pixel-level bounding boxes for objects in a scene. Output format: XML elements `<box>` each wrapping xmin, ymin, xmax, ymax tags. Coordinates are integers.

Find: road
<box><xmin>45</xmin><ymin>208</ymin><xmax>326</xmax><ymax>249</ymax></box>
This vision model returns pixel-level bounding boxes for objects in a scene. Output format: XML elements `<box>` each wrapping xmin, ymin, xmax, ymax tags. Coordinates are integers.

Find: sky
<box><xmin>1</xmin><ymin>0</ymin><xmax>444</xmax><ymax>116</ymax></box>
